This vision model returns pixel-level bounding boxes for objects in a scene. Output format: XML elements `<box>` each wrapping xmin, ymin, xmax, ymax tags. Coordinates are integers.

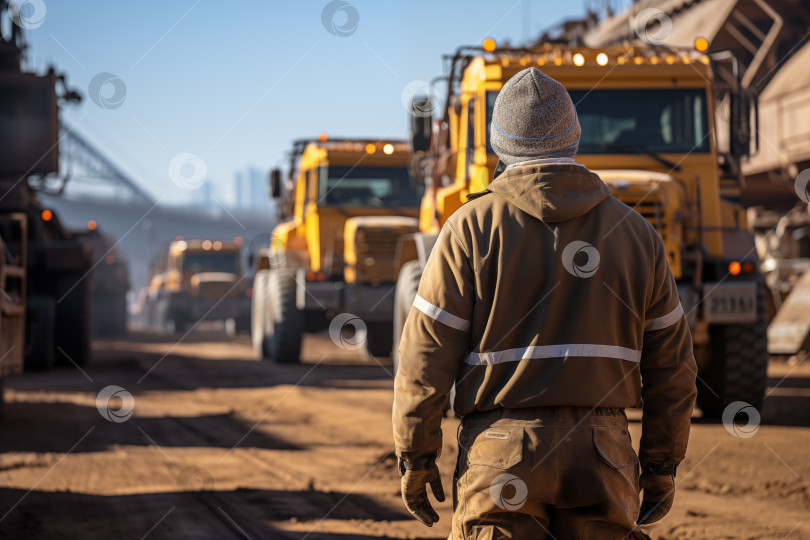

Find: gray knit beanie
<box><xmin>490</xmin><ymin>67</ymin><xmax>581</xmax><ymax>165</ymax></box>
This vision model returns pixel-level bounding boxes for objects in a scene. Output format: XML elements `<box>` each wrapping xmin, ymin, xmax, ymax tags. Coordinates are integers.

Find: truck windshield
<box><xmin>567</xmin><ymin>89</ymin><xmax>710</xmax><ymax>154</ymax></box>
<box><xmin>181</xmin><ymin>253</ymin><xmax>239</xmax><ymax>273</ymax></box>
<box><xmin>483</xmin><ymin>88</ymin><xmax>710</xmax><ymax>155</ymax></box>
<box><xmin>319</xmin><ymin>166</ymin><xmax>423</xmax><ymax>207</ymax></box>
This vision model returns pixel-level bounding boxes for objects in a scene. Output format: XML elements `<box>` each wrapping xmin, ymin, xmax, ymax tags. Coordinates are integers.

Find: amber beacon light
<box><xmin>694</xmin><ymin>37</ymin><xmax>710</xmax><ymax>52</ymax></box>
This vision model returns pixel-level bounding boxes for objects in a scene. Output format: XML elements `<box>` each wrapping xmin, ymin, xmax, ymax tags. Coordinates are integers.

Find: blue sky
<box><xmin>24</xmin><ymin>1</ymin><xmax>587</xmax><ymax>205</ymax></box>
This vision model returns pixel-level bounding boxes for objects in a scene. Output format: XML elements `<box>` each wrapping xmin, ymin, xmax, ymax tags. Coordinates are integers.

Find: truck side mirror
<box><xmin>410</xmin><ymin>97</ymin><xmax>432</xmax><ymax>153</ymax></box>
<box><xmin>269</xmin><ymin>168</ymin><xmax>282</xmax><ymax>198</ymax></box>
<box><xmin>729</xmin><ymin>91</ymin><xmax>754</xmax><ymax>157</ymax></box>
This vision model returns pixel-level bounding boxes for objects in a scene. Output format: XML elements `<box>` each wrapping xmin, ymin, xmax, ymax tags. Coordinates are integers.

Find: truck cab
<box><xmin>142</xmin><ymin>239</ymin><xmax>250</xmax><ymax>335</ymax></box>
<box><xmin>252</xmin><ymin>137</ymin><xmax>422</xmax><ymax>362</ymax></box>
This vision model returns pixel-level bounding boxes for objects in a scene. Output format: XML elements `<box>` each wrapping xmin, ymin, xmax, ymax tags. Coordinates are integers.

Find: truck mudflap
<box><xmin>295</xmin><ymin>269</ymin><xmax>395</xmax><ymax>323</ymax></box>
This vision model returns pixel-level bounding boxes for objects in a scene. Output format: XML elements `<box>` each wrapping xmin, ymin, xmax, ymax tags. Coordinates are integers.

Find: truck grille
<box><xmin>350</xmin><ymin>220</ymin><xmax>419</xmax><ymax>283</ymax></box>
<box><xmin>608</xmin><ymin>179</ymin><xmax>685</xmax><ymax>278</ymax></box>
<box><xmin>190</xmin><ymin>272</ymin><xmax>240</xmax><ymax>299</ymax></box>
<box><xmin>193</xmin><ymin>281</ymin><xmax>234</xmax><ymax>299</ymax></box>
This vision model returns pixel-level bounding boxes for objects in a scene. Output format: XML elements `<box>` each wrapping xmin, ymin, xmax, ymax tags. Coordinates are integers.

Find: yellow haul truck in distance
<box><xmin>395</xmin><ymin>42</ymin><xmax>766</xmax><ymax>419</ymax></box>
<box><xmin>252</xmin><ymin>137</ymin><xmax>422</xmax><ymax>363</ymax></box>
<box><xmin>142</xmin><ymin>239</ymin><xmax>250</xmax><ymax>335</ymax></box>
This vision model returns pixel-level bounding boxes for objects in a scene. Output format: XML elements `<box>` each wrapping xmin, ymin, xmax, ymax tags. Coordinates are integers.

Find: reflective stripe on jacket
<box><xmin>392</xmin><ymin>163</ymin><xmax>697</xmax><ymax>469</ymax></box>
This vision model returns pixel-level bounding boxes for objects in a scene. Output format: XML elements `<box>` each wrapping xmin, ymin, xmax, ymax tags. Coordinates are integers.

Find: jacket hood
<box><xmin>470</xmin><ymin>163</ymin><xmax>611</xmax><ymax>222</ymax></box>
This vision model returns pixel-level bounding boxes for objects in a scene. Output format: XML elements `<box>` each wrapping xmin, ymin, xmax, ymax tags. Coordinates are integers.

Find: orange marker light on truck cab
<box><xmin>728</xmin><ymin>261</ymin><xmax>742</xmax><ymax>276</ymax></box>
<box><xmin>41</xmin><ymin>209</ymin><xmax>53</xmax><ymax>221</ymax></box>
<box><xmin>365</xmin><ymin>143</ymin><xmax>376</xmax><ymax>154</ymax></box>
<box><xmin>318</xmin><ymin>132</ymin><xmax>329</xmax><ymax>142</ymax></box>
<box><xmin>482</xmin><ymin>38</ymin><xmax>496</xmax><ymax>52</ymax></box>
<box><xmin>695</xmin><ymin>37</ymin><xmax>710</xmax><ymax>53</ymax></box>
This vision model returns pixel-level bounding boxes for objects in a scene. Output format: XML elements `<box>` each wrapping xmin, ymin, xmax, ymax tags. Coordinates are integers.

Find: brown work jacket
<box><xmin>392</xmin><ymin>162</ymin><xmax>697</xmax><ymax>470</ymax></box>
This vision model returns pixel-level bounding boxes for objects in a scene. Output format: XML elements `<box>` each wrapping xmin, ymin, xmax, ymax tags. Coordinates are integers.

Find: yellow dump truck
<box><xmin>142</xmin><ymin>239</ymin><xmax>250</xmax><ymax>334</ymax></box>
<box><xmin>252</xmin><ymin>137</ymin><xmax>422</xmax><ymax>362</ymax></box>
<box><xmin>394</xmin><ymin>42</ymin><xmax>767</xmax><ymax>418</ymax></box>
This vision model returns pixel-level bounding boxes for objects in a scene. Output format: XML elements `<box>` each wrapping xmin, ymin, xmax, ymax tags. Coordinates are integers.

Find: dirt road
<box><xmin>0</xmin><ymin>331</ymin><xmax>808</xmax><ymax>539</ymax></box>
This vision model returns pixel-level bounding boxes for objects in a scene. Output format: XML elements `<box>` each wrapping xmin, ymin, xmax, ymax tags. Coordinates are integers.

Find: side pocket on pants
<box><xmin>593</xmin><ymin>427</ymin><xmax>639</xmax><ymax>488</ymax></box>
<box><xmin>593</xmin><ymin>426</ymin><xmax>640</xmax><ymax>526</ymax></box>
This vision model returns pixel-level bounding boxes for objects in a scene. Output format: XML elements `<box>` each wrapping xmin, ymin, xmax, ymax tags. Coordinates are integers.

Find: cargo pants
<box><xmin>452</xmin><ymin>406</ymin><xmax>649</xmax><ymax>539</ymax></box>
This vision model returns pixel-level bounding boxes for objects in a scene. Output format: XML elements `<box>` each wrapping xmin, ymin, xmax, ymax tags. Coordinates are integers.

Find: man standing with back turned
<box><xmin>392</xmin><ymin>67</ymin><xmax>697</xmax><ymax>539</ymax></box>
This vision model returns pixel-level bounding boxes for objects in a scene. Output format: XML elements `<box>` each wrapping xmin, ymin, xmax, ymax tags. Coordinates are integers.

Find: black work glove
<box><xmin>398</xmin><ymin>456</ymin><xmax>445</xmax><ymax>527</ymax></box>
<box><xmin>637</xmin><ymin>471</ymin><xmax>675</xmax><ymax>525</ymax></box>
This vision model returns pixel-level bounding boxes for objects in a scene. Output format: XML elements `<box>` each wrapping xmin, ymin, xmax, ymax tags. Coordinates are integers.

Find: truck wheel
<box><xmin>55</xmin><ymin>274</ymin><xmax>92</xmax><ymax>367</ymax></box>
<box><xmin>265</xmin><ymin>269</ymin><xmax>303</xmax><ymax>364</ymax></box>
<box><xmin>365</xmin><ymin>322</ymin><xmax>394</xmax><ymax>358</ymax></box>
<box><xmin>393</xmin><ymin>260</ymin><xmax>422</xmax><ymax>374</ymax></box>
<box><xmin>251</xmin><ymin>270</ymin><xmax>270</xmax><ymax>357</ymax></box>
<box><xmin>25</xmin><ymin>295</ymin><xmax>56</xmax><ymax>371</ymax></box>
<box><xmin>698</xmin><ymin>280</ymin><xmax>768</xmax><ymax>419</ymax></box>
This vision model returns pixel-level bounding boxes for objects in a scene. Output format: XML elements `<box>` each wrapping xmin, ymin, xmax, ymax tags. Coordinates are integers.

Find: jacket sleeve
<box><xmin>392</xmin><ymin>221</ymin><xmax>475</xmax><ymax>460</ymax></box>
<box><xmin>639</xmin><ymin>234</ymin><xmax>698</xmax><ymax>470</ymax></box>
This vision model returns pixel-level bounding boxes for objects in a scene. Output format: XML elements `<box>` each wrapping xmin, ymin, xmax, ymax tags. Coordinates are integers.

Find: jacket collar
<box><xmin>470</xmin><ymin>163</ymin><xmax>611</xmax><ymax>223</ymax></box>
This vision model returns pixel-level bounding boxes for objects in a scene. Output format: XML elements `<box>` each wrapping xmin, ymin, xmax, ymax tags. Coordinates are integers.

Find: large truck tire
<box><xmin>25</xmin><ymin>295</ymin><xmax>56</xmax><ymax>371</ymax></box>
<box><xmin>365</xmin><ymin>322</ymin><xmax>394</xmax><ymax>358</ymax></box>
<box><xmin>265</xmin><ymin>269</ymin><xmax>303</xmax><ymax>364</ymax></box>
<box><xmin>251</xmin><ymin>270</ymin><xmax>270</xmax><ymax>356</ymax></box>
<box><xmin>55</xmin><ymin>274</ymin><xmax>92</xmax><ymax>367</ymax></box>
<box><xmin>392</xmin><ymin>260</ymin><xmax>421</xmax><ymax>374</ymax></box>
<box><xmin>697</xmin><ymin>280</ymin><xmax>769</xmax><ymax>420</ymax></box>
